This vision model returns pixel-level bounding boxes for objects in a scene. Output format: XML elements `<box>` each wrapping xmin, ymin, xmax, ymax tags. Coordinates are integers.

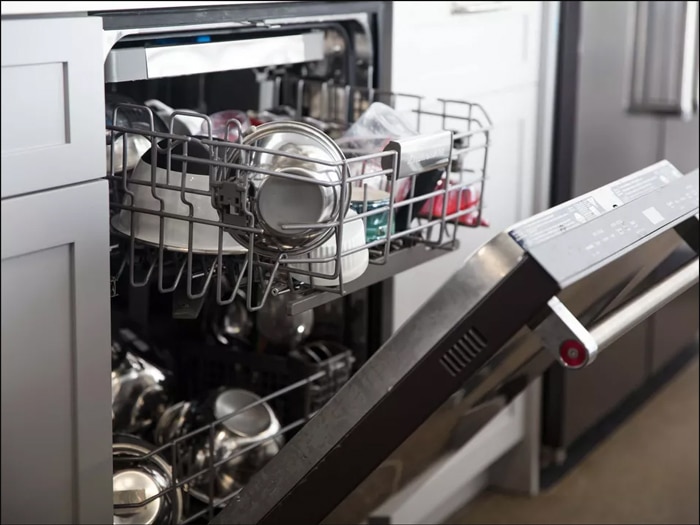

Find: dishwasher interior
<box><xmin>104</xmin><ymin>9</ymin><xmax>492</xmax><ymax>523</ymax></box>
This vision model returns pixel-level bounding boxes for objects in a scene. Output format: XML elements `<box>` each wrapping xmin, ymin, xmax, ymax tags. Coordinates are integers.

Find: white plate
<box><xmin>111</xmin><ymin>212</ymin><xmax>247</xmax><ymax>255</ymax></box>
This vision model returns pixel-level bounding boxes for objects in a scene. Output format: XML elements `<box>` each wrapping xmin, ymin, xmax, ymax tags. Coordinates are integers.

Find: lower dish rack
<box><xmin>107</xmin><ymin>74</ymin><xmax>492</xmax><ymax>314</ymax></box>
<box><xmin>111</xmin><ymin>325</ymin><xmax>354</xmax><ymax>524</ymax></box>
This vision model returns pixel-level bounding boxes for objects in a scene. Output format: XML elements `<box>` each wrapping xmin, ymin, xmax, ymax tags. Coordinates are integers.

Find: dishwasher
<box><xmin>1</xmin><ymin>3</ymin><xmax>698</xmax><ymax>525</ymax></box>
<box><xmin>2</xmin><ymin>2</ymin><xmax>492</xmax><ymax>524</ymax></box>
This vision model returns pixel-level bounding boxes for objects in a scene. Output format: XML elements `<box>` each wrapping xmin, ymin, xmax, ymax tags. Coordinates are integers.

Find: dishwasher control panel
<box><xmin>508</xmin><ymin>161</ymin><xmax>699</xmax><ymax>286</ymax></box>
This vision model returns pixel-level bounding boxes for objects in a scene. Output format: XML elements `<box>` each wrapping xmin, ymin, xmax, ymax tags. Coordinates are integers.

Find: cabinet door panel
<box><xmin>1</xmin><ymin>181</ymin><xmax>112</xmax><ymax>524</ymax></box>
<box><xmin>1</xmin><ymin>17</ymin><xmax>104</xmax><ymax>197</ymax></box>
<box><xmin>392</xmin><ymin>1</ymin><xmax>542</xmax><ymax>99</ymax></box>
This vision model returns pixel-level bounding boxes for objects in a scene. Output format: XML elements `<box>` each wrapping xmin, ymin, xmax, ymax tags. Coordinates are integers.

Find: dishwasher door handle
<box><xmin>535</xmin><ymin>258</ymin><xmax>699</xmax><ymax>369</ymax></box>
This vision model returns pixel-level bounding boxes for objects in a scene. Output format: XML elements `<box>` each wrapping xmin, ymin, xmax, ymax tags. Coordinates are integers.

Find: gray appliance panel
<box><xmin>509</xmin><ymin>162</ymin><xmax>698</xmax><ymax>286</ymax></box>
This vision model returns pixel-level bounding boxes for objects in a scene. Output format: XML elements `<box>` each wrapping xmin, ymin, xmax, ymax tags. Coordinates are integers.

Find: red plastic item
<box><xmin>417</xmin><ymin>179</ymin><xmax>488</xmax><ymax>227</ymax></box>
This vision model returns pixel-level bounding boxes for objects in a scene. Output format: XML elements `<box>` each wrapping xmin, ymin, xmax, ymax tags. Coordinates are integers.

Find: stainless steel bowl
<box><xmin>223</xmin><ymin>121</ymin><xmax>350</xmax><ymax>257</ymax></box>
<box><xmin>111</xmin><ymin>349</ymin><xmax>172</xmax><ymax>436</ymax></box>
<box><xmin>153</xmin><ymin>401</ymin><xmax>197</xmax><ymax>447</ymax></box>
<box><xmin>112</xmin><ymin>435</ymin><xmax>183</xmax><ymax>525</ymax></box>
<box><xmin>256</xmin><ymin>291</ymin><xmax>314</xmax><ymax>347</ymax></box>
<box><xmin>212</xmin><ymin>298</ymin><xmax>253</xmax><ymax>345</ymax></box>
<box><xmin>186</xmin><ymin>388</ymin><xmax>284</xmax><ymax>507</ymax></box>
<box><xmin>107</xmin><ymin>133</ymin><xmax>152</xmax><ymax>173</ymax></box>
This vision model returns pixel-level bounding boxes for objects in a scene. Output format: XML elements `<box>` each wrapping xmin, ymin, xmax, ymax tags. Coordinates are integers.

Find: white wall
<box><xmin>391</xmin><ymin>1</ymin><xmax>556</xmax><ymax>330</ymax></box>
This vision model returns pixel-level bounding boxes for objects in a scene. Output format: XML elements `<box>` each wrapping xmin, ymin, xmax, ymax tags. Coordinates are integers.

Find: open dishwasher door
<box><xmin>212</xmin><ymin>160</ymin><xmax>699</xmax><ymax>525</ymax></box>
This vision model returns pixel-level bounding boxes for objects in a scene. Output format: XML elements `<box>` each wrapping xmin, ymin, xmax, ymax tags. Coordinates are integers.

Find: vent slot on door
<box><xmin>440</xmin><ymin>327</ymin><xmax>488</xmax><ymax>376</ymax></box>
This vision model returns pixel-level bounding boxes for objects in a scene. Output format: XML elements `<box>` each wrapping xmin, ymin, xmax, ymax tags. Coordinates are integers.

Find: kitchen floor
<box><xmin>448</xmin><ymin>357</ymin><xmax>699</xmax><ymax>525</ymax></box>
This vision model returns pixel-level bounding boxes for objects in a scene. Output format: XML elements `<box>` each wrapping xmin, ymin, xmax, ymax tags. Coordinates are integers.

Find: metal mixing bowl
<box><xmin>220</xmin><ymin>121</ymin><xmax>350</xmax><ymax>257</ymax></box>
<box><xmin>112</xmin><ymin>434</ymin><xmax>183</xmax><ymax>525</ymax></box>
<box><xmin>111</xmin><ymin>348</ymin><xmax>172</xmax><ymax>436</ymax></box>
<box><xmin>186</xmin><ymin>388</ymin><xmax>285</xmax><ymax>507</ymax></box>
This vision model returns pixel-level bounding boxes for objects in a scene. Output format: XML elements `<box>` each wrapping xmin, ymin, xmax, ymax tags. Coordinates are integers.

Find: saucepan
<box><xmin>111</xmin><ymin>343</ymin><xmax>173</xmax><ymax>436</ymax></box>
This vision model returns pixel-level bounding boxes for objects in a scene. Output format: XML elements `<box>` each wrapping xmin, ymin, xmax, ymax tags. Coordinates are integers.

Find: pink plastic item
<box><xmin>418</xmin><ymin>179</ymin><xmax>488</xmax><ymax>227</ymax></box>
<box><xmin>202</xmin><ymin>110</ymin><xmax>251</xmax><ymax>142</ymax></box>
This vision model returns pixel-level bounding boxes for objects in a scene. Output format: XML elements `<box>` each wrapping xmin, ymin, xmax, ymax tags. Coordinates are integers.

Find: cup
<box><xmin>417</xmin><ymin>179</ymin><xmax>488</xmax><ymax>227</ymax></box>
<box><xmin>349</xmin><ymin>186</ymin><xmax>395</xmax><ymax>243</ymax></box>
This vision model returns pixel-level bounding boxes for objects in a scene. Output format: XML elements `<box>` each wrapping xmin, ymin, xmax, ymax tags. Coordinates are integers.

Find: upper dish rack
<box><xmin>107</xmin><ymin>74</ymin><xmax>492</xmax><ymax>314</ymax></box>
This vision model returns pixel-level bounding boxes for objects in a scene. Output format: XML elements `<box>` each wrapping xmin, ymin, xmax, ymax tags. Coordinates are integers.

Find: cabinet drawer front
<box><xmin>1</xmin><ymin>17</ymin><xmax>104</xmax><ymax>197</ymax></box>
<box><xmin>393</xmin><ymin>1</ymin><xmax>543</xmax><ymax>99</ymax></box>
<box><xmin>1</xmin><ymin>181</ymin><xmax>112</xmax><ymax>524</ymax></box>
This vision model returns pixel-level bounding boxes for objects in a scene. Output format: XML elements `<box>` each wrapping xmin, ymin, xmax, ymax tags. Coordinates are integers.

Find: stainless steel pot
<box><xmin>212</xmin><ymin>298</ymin><xmax>253</xmax><ymax>345</ymax></box>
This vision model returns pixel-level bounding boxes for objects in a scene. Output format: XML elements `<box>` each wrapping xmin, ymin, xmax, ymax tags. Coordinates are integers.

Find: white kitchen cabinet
<box><xmin>1</xmin><ymin>15</ymin><xmax>111</xmax><ymax>523</ymax></box>
<box><xmin>392</xmin><ymin>1</ymin><xmax>543</xmax><ymax>100</ymax></box>
<box><xmin>0</xmin><ymin>17</ymin><xmax>104</xmax><ymax>197</ymax></box>
<box><xmin>1</xmin><ymin>181</ymin><xmax>113</xmax><ymax>524</ymax></box>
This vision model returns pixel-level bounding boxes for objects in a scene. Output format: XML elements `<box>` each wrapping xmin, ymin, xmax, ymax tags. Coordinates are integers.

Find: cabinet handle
<box><xmin>628</xmin><ymin>0</ymin><xmax>699</xmax><ymax>118</ymax></box>
<box><xmin>450</xmin><ymin>1</ymin><xmax>516</xmax><ymax>15</ymax></box>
